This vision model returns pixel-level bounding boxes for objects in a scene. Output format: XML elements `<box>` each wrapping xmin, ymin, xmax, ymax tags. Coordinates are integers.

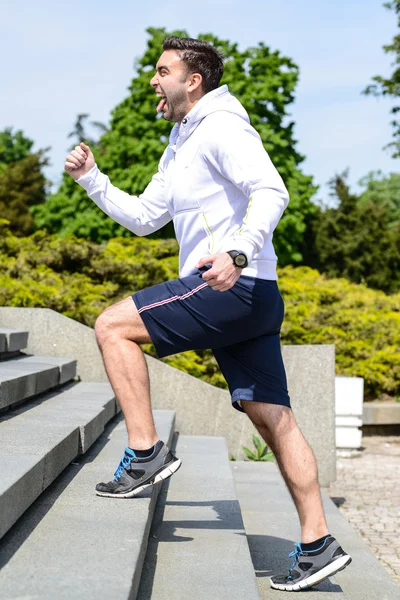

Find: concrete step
<box><xmin>0</xmin><ymin>381</ymin><xmax>117</xmax><ymax>540</ymax></box>
<box><xmin>232</xmin><ymin>461</ymin><xmax>400</xmax><ymax>600</ymax></box>
<box><xmin>0</xmin><ymin>328</ymin><xmax>29</xmax><ymax>357</ymax></box>
<box><xmin>137</xmin><ymin>435</ymin><xmax>260</xmax><ymax>600</ymax></box>
<box><xmin>0</xmin><ymin>410</ymin><xmax>176</xmax><ymax>600</ymax></box>
<box><xmin>0</xmin><ymin>354</ymin><xmax>77</xmax><ymax>411</ymax></box>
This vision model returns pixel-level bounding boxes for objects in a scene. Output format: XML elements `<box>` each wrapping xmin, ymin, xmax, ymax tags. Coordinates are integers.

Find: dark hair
<box><xmin>162</xmin><ymin>36</ymin><xmax>224</xmax><ymax>94</ymax></box>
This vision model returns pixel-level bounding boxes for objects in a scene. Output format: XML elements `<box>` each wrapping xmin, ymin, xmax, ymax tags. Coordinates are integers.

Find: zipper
<box><xmin>201</xmin><ymin>211</ymin><xmax>215</xmax><ymax>253</ymax></box>
<box><xmin>238</xmin><ymin>195</ymin><xmax>253</xmax><ymax>234</ymax></box>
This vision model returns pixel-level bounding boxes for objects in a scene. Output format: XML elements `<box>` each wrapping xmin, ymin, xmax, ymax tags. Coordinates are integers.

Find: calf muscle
<box><xmin>242</xmin><ymin>401</ymin><xmax>329</xmax><ymax>543</ymax></box>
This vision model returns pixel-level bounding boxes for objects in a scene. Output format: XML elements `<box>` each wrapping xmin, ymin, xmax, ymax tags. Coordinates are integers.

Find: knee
<box><xmin>243</xmin><ymin>402</ymin><xmax>297</xmax><ymax>440</ymax></box>
<box><xmin>268</xmin><ymin>407</ymin><xmax>297</xmax><ymax>442</ymax></box>
<box><xmin>94</xmin><ymin>307</ymin><xmax>119</xmax><ymax>347</ymax></box>
<box><xmin>94</xmin><ymin>300</ymin><xmax>147</xmax><ymax>347</ymax></box>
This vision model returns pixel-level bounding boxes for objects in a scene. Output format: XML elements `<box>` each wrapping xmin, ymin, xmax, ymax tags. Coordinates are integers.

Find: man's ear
<box><xmin>187</xmin><ymin>72</ymin><xmax>203</xmax><ymax>93</ymax></box>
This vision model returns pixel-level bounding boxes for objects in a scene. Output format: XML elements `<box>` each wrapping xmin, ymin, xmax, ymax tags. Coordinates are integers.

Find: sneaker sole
<box><xmin>270</xmin><ymin>554</ymin><xmax>352</xmax><ymax>592</ymax></box>
<box><xmin>95</xmin><ymin>458</ymin><xmax>182</xmax><ymax>498</ymax></box>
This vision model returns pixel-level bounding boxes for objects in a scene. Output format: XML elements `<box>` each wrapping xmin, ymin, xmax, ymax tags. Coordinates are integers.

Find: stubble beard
<box><xmin>163</xmin><ymin>86</ymin><xmax>189</xmax><ymax>123</ymax></box>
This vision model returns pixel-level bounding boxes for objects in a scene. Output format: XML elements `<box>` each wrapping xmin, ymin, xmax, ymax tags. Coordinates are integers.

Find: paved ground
<box><xmin>328</xmin><ymin>436</ymin><xmax>400</xmax><ymax>587</ymax></box>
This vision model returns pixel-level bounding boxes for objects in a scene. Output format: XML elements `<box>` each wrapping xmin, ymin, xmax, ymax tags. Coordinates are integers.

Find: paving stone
<box><xmin>329</xmin><ymin>435</ymin><xmax>400</xmax><ymax>587</ymax></box>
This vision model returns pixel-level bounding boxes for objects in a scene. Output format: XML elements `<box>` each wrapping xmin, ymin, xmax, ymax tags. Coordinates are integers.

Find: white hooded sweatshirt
<box><xmin>76</xmin><ymin>85</ymin><xmax>289</xmax><ymax>280</ymax></box>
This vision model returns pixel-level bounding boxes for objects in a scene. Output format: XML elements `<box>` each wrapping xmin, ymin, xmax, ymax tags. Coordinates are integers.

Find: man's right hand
<box><xmin>64</xmin><ymin>142</ymin><xmax>95</xmax><ymax>180</ymax></box>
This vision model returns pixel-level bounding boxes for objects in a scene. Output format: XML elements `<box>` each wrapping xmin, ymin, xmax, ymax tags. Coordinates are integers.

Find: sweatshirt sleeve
<box><xmin>75</xmin><ymin>156</ymin><xmax>171</xmax><ymax>237</ymax></box>
<box><xmin>202</xmin><ymin>118</ymin><xmax>289</xmax><ymax>263</ymax></box>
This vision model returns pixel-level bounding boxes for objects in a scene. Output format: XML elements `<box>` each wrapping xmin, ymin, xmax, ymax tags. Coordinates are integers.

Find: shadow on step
<box><xmin>0</xmin><ymin>380</ymin><xmax>82</xmax><ymax>420</ymax></box>
<box><xmin>138</xmin><ymin>489</ymin><xmax>343</xmax><ymax>598</ymax></box>
<box><xmin>154</xmin><ymin>498</ymin><xmax>246</xmax><ymax>537</ymax></box>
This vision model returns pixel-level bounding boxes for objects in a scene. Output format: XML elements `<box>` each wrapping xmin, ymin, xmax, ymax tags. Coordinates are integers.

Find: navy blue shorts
<box><xmin>132</xmin><ymin>270</ymin><xmax>290</xmax><ymax>412</ymax></box>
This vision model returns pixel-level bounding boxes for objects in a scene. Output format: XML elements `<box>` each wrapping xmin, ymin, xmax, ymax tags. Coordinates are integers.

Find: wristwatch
<box><xmin>227</xmin><ymin>250</ymin><xmax>248</xmax><ymax>268</ymax></box>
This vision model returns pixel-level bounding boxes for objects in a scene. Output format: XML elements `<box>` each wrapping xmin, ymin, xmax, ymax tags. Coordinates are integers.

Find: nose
<box><xmin>150</xmin><ymin>72</ymin><xmax>158</xmax><ymax>87</ymax></box>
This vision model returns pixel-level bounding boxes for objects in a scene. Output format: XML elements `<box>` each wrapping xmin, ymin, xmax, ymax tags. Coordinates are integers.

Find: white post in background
<box><xmin>335</xmin><ymin>376</ymin><xmax>364</xmax><ymax>449</ymax></box>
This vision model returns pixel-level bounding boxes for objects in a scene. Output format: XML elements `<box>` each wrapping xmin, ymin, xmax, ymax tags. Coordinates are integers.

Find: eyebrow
<box><xmin>156</xmin><ymin>65</ymin><xmax>170</xmax><ymax>73</ymax></box>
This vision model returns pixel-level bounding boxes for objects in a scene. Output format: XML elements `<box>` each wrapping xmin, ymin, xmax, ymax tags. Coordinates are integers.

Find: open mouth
<box><xmin>156</xmin><ymin>95</ymin><xmax>167</xmax><ymax>113</ymax></box>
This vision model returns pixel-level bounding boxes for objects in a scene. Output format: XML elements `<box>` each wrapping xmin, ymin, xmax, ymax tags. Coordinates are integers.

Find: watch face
<box><xmin>235</xmin><ymin>254</ymin><xmax>247</xmax><ymax>267</ymax></box>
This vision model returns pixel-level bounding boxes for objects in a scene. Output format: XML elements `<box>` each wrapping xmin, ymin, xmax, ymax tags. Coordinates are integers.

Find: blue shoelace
<box><xmin>286</xmin><ymin>537</ymin><xmax>332</xmax><ymax>580</ymax></box>
<box><xmin>114</xmin><ymin>453</ymin><xmax>132</xmax><ymax>481</ymax></box>
<box><xmin>113</xmin><ymin>445</ymin><xmax>157</xmax><ymax>481</ymax></box>
<box><xmin>287</xmin><ymin>542</ymin><xmax>302</xmax><ymax>580</ymax></box>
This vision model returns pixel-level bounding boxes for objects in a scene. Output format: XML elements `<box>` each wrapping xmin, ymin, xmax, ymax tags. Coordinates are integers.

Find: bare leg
<box><xmin>242</xmin><ymin>401</ymin><xmax>329</xmax><ymax>544</ymax></box>
<box><xmin>95</xmin><ymin>296</ymin><xmax>158</xmax><ymax>450</ymax></box>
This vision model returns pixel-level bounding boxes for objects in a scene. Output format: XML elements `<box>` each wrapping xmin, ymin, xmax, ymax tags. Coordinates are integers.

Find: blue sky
<box><xmin>1</xmin><ymin>0</ymin><xmax>398</xmax><ymax>202</ymax></box>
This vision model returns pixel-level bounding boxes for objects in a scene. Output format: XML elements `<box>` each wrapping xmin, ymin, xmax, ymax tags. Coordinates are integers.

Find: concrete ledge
<box><xmin>0</xmin><ymin>308</ymin><xmax>107</xmax><ymax>382</ymax></box>
<box><xmin>0</xmin><ymin>307</ymin><xmax>336</xmax><ymax>486</ymax></box>
<box><xmin>138</xmin><ymin>435</ymin><xmax>259</xmax><ymax>600</ymax></box>
<box><xmin>363</xmin><ymin>402</ymin><xmax>400</xmax><ymax>426</ymax></box>
<box><xmin>0</xmin><ymin>382</ymin><xmax>117</xmax><ymax>540</ymax></box>
<box><xmin>0</xmin><ymin>328</ymin><xmax>28</xmax><ymax>353</ymax></box>
<box><xmin>0</xmin><ymin>410</ymin><xmax>176</xmax><ymax>600</ymax></box>
<box><xmin>0</xmin><ymin>355</ymin><xmax>77</xmax><ymax>411</ymax></box>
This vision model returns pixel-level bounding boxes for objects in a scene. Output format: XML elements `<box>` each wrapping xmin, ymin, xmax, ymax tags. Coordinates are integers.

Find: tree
<box><xmin>0</xmin><ymin>128</ymin><xmax>33</xmax><ymax>168</ymax></box>
<box><xmin>0</xmin><ymin>128</ymin><xmax>48</xmax><ymax>236</ymax></box>
<box><xmin>34</xmin><ymin>27</ymin><xmax>317</xmax><ymax>263</ymax></box>
<box><xmin>364</xmin><ymin>0</ymin><xmax>400</xmax><ymax>156</ymax></box>
<box><xmin>67</xmin><ymin>114</ymin><xmax>109</xmax><ymax>149</ymax></box>
<box><xmin>313</xmin><ymin>171</ymin><xmax>399</xmax><ymax>293</ymax></box>
<box><xmin>358</xmin><ymin>171</ymin><xmax>400</xmax><ymax>224</ymax></box>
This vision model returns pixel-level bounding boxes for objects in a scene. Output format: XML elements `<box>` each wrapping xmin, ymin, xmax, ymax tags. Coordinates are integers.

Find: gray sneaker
<box><xmin>95</xmin><ymin>440</ymin><xmax>181</xmax><ymax>498</ymax></box>
<box><xmin>270</xmin><ymin>536</ymin><xmax>352</xmax><ymax>591</ymax></box>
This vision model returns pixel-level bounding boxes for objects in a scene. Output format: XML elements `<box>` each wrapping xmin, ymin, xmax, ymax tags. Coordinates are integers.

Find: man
<box><xmin>64</xmin><ymin>36</ymin><xmax>351</xmax><ymax>592</ymax></box>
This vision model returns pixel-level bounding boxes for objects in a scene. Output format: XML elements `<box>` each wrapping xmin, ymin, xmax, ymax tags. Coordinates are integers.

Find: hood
<box><xmin>169</xmin><ymin>85</ymin><xmax>250</xmax><ymax>149</ymax></box>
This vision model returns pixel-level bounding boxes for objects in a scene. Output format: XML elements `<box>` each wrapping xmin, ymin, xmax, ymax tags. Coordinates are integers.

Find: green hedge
<box><xmin>0</xmin><ymin>221</ymin><xmax>398</xmax><ymax>399</ymax></box>
<box><xmin>278</xmin><ymin>266</ymin><xmax>399</xmax><ymax>399</ymax></box>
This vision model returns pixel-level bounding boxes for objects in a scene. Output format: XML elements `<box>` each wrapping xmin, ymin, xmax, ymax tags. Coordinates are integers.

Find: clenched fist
<box><xmin>64</xmin><ymin>142</ymin><xmax>95</xmax><ymax>180</ymax></box>
<box><xmin>196</xmin><ymin>252</ymin><xmax>242</xmax><ymax>292</ymax></box>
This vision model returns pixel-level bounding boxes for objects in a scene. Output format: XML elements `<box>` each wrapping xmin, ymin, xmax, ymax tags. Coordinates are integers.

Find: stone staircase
<box><xmin>0</xmin><ymin>328</ymin><xmax>116</xmax><ymax>541</ymax></box>
<box><xmin>0</xmin><ymin>326</ymin><xmax>399</xmax><ymax>599</ymax></box>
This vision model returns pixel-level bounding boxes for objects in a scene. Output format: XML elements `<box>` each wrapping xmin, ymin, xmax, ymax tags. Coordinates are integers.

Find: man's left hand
<box><xmin>196</xmin><ymin>253</ymin><xmax>242</xmax><ymax>292</ymax></box>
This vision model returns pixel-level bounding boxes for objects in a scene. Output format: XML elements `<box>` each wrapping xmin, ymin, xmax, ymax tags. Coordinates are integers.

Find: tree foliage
<box><xmin>0</xmin><ymin>128</ymin><xmax>34</xmax><ymax>168</ymax></box>
<box><xmin>358</xmin><ymin>171</ymin><xmax>400</xmax><ymax>224</ymax></box>
<box><xmin>33</xmin><ymin>27</ymin><xmax>317</xmax><ymax>262</ymax></box>
<box><xmin>364</xmin><ymin>0</ymin><xmax>400</xmax><ymax>156</ymax></box>
<box><xmin>0</xmin><ymin>128</ymin><xmax>48</xmax><ymax>236</ymax></box>
<box><xmin>312</xmin><ymin>171</ymin><xmax>400</xmax><ymax>294</ymax></box>
<box><xmin>67</xmin><ymin>114</ymin><xmax>109</xmax><ymax>149</ymax></box>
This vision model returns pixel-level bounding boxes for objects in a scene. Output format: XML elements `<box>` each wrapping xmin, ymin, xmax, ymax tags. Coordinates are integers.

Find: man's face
<box><xmin>150</xmin><ymin>50</ymin><xmax>191</xmax><ymax>123</ymax></box>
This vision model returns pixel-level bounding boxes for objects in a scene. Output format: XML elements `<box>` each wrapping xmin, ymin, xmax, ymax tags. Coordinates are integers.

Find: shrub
<box><xmin>0</xmin><ymin>223</ymin><xmax>398</xmax><ymax>398</ymax></box>
<box><xmin>278</xmin><ymin>266</ymin><xmax>399</xmax><ymax>398</ymax></box>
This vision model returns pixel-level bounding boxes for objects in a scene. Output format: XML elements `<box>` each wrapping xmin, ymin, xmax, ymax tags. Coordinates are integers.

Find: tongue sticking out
<box><xmin>157</xmin><ymin>97</ymin><xmax>167</xmax><ymax>113</ymax></box>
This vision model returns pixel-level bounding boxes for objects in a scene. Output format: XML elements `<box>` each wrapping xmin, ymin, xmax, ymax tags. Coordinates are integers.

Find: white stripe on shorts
<box><xmin>137</xmin><ymin>282</ymin><xmax>208</xmax><ymax>315</ymax></box>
